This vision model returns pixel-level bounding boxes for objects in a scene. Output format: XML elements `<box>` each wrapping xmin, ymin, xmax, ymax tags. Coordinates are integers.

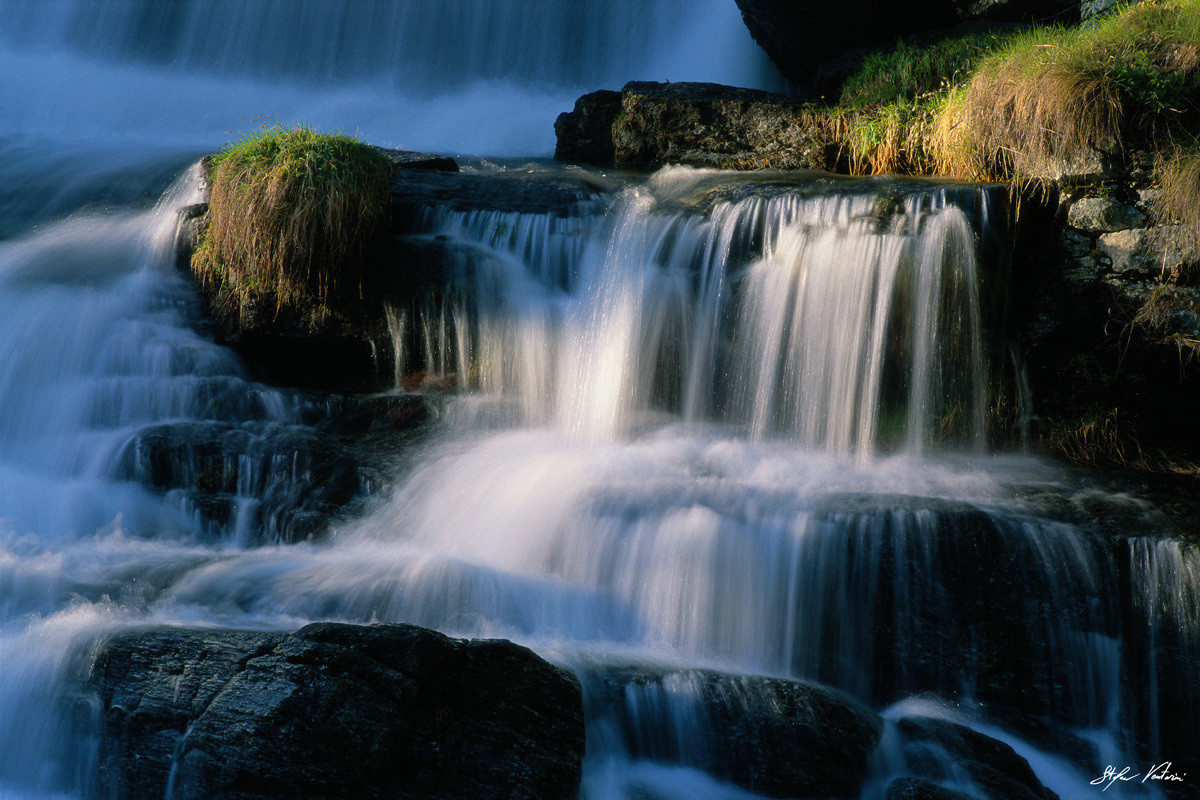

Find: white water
<box><xmin>0</xmin><ymin>0</ymin><xmax>777</xmax><ymax>156</ymax></box>
<box><xmin>0</xmin><ymin>2</ymin><xmax>1196</xmax><ymax>800</ymax></box>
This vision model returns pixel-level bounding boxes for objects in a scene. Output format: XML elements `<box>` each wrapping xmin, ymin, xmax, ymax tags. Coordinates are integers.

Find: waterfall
<box><xmin>0</xmin><ymin>0</ymin><xmax>777</xmax><ymax>155</ymax></box>
<box><xmin>405</xmin><ymin>172</ymin><xmax>993</xmax><ymax>454</ymax></box>
<box><xmin>0</xmin><ymin>2</ymin><xmax>1196</xmax><ymax>799</ymax></box>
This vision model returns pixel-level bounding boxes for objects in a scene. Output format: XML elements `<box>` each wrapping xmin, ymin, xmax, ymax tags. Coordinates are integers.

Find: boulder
<box><xmin>182</xmin><ymin>150</ymin><xmax>606</xmax><ymax>390</ymax></box>
<box><xmin>613</xmin><ymin>81</ymin><xmax>828</xmax><ymax>171</ymax></box>
<box><xmin>554</xmin><ymin>82</ymin><xmax>832</xmax><ymax>171</ymax></box>
<box><xmin>554</xmin><ymin>89</ymin><xmax>622</xmax><ymax>166</ymax></box>
<box><xmin>89</xmin><ymin>623</ymin><xmax>585</xmax><ymax>800</ymax></box>
<box><xmin>1067</xmin><ymin>197</ymin><xmax>1146</xmax><ymax>234</ymax></box>
<box><xmin>950</xmin><ymin>0</ymin><xmax>1078</xmax><ymax>22</ymax></box>
<box><xmin>1098</xmin><ymin>225</ymin><xmax>1191</xmax><ymax>277</ymax></box>
<box><xmin>581</xmin><ymin>662</ymin><xmax>882</xmax><ymax>799</ymax></box>
<box><xmin>896</xmin><ymin>716</ymin><xmax>1058</xmax><ymax>800</ymax></box>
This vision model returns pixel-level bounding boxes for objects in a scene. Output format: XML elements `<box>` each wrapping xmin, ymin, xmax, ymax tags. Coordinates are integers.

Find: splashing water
<box><xmin>0</xmin><ymin>3</ymin><xmax>1195</xmax><ymax>800</ymax></box>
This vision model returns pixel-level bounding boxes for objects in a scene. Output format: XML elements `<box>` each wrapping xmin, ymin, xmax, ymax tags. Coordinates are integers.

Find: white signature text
<box><xmin>1091</xmin><ymin>763</ymin><xmax>1186</xmax><ymax>791</ymax></box>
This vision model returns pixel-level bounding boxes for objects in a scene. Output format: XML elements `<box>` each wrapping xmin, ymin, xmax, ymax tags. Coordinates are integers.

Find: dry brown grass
<box><xmin>935</xmin><ymin>47</ymin><xmax>1124</xmax><ymax>180</ymax></box>
<box><xmin>1153</xmin><ymin>145</ymin><xmax>1200</xmax><ymax>271</ymax></box>
<box><xmin>194</xmin><ymin>126</ymin><xmax>393</xmax><ymax>327</ymax></box>
<box><xmin>1046</xmin><ymin>407</ymin><xmax>1199</xmax><ymax>472</ymax></box>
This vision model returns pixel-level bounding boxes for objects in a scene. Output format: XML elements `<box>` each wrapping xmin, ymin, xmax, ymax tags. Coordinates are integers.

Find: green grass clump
<box><xmin>818</xmin><ymin>0</ymin><xmax>1200</xmax><ymax>180</ymax></box>
<box><xmin>193</xmin><ymin>125</ymin><xmax>394</xmax><ymax>325</ymax></box>
<box><xmin>937</xmin><ymin>0</ymin><xmax>1200</xmax><ymax>179</ymax></box>
<box><xmin>839</xmin><ymin>34</ymin><xmax>1014</xmax><ymax>108</ymax></box>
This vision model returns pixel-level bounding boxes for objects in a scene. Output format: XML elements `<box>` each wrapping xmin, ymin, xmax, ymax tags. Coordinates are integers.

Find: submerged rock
<box><xmin>581</xmin><ymin>662</ymin><xmax>883</xmax><ymax>799</ymax></box>
<box><xmin>89</xmin><ymin>623</ymin><xmax>585</xmax><ymax>800</ymax></box>
<box><xmin>885</xmin><ymin>777</ymin><xmax>974</xmax><ymax>800</ymax></box>
<box><xmin>895</xmin><ymin>716</ymin><xmax>1058</xmax><ymax>800</ymax></box>
<box><xmin>390</xmin><ymin>168</ymin><xmax>602</xmax><ymax>224</ymax></box>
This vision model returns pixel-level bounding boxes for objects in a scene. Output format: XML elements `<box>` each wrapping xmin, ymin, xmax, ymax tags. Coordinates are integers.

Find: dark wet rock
<box><xmin>89</xmin><ymin>623</ymin><xmax>584</xmax><ymax>800</ymax></box>
<box><xmin>582</xmin><ymin>662</ymin><xmax>882</xmax><ymax>799</ymax></box>
<box><xmin>896</xmin><ymin>716</ymin><xmax>1058</xmax><ymax>800</ymax></box>
<box><xmin>554</xmin><ymin>82</ymin><xmax>832</xmax><ymax>171</ymax></box>
<box><xmin>119</xmin><ymin>420</ymin><xmax>364</xmax><ymax>543</ymax></box>
<box><xmin>182</xmin><ymin>147</ymin><xmax>604</xmax><ymax>390</ymax></box>
<box><xmin>304</xmin><ymin>393</ymin><xmax>433</xmax><ymax>436</ymax></box>
<box><xmin>1119</xmin><ymin>537</ymin><xmax>1200</xmax><ymax>798</ymax></box>
<box><xmin>377</xmin><ymin>148</ymin><xmax>460</xmax><ymax>173</ymax></box>
<box><xmin>952</xmin><ymin>0</ymin><xmax>1078</xmax><ymax>22</ymax></box>
<box><xmin>612</xmin><ymin>81</ymin><xmax>829</xmax><ymax>171</ymax></box>
<box><xmin>733</xmin><ymin>0</ymin><xmax>959</xmax><ymax>85</ymax></box>
<box><xmin>980</xmin><ymin>707</ymin><xmax>1101</xmax><ymax>777</ymax></box>
<box><xmin>174</xmin><ymin>203</ymin><xmax>208</xmax><ymax>270</ymax></box>
<box><xmin>798</xmin><ymin>493</ymin><xmax>1120</xmax><ymax>728</ymax></box>
<box><xmin>733</xmin><ymin>0</ymin><xmax>1076</xmax><ymax>85</ymax></box>
<box><xmin>390</xmin><ymin>169</ymin><xmax>601</xmax><ymax>225</ymax></box>
<box><xmin>555</xmin><ymin>89</ymin><xmax>622</xmax><ymax>166</ymax></box>
<box><xmin>885</xmin><ymin>777</ymin><xmax>974</xmax><ymax>800</ymax></box>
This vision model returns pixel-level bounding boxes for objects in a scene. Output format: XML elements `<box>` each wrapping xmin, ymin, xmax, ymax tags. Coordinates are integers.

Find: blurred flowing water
<box><xmin>0</xmin><ymin>3</ymin><xmax>1195</xmax><ymax>800</ymax></box>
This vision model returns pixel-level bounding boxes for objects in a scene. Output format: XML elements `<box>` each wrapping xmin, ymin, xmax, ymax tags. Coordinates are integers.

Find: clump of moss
<box><xmin>193</xmin><ymin>126</ymin><xmax>394</xmax><ymax>327</ymax></box>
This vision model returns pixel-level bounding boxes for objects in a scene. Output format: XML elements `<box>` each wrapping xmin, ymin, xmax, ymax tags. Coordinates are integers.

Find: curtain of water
<box><xmin>405</xmin><ymin>177</ymin><xmax>990</xmax><ymax>455</ymax></box>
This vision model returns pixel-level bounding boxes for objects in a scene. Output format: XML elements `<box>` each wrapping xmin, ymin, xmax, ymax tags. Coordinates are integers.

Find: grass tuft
<box><xmin>1153</xmin><ymin>143</ymin><xmax>1200</xmax><ymax>269</ymax></box>
<box><xmin>193</xmin><ymin>126</ymin><xmax>394</xmax><ymax>326</ymax></box>
<box><xmin>938</xmin><ymin>0</ymin><xmax>1200</xmax><ymax>179</ymax></box>
<box><xmin>819</xmin><ymin>0</ymin><xmax>1200</xmax><ymax>180</ymax></box>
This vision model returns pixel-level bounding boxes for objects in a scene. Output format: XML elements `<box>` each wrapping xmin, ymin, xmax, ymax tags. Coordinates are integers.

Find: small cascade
<box><xmin>403</xmin><ymin>174</ymin><xmax>996</xmax><ymax>454</ymax></box>
<box><xmin>1125</xmin><ymin>538</ymin><xmax>1200</xmax><ymax>770</ymax></box>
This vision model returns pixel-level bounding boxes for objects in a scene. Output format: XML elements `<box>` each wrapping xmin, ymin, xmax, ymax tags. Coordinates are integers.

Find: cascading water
<box><xmin>0</xmin><ymin>2</ymin><xmax>1198</xmax><ymax>800</ymax></box>
<box><xmin>0</xmin><ymin>0</ymin><xmax>777</xmax><ymax>155</ymax></box>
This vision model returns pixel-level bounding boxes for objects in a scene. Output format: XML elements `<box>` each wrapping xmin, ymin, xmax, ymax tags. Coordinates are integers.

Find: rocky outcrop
<box><xmin>1017</xmin><ymin>156</ymin><xmax>1200</xmax><ymax>470</ymax></box>
<box><xmin>733</xmin><ymin>0</ymin><xmax>960</xmax><ymax>86</ymax></box>
<box><xmin>554</xmin><ymin>89</ymin><xmax>622</xmax><ymax>167</ymax></box>
<box><xmin>88</xmin><ymin>623</ymin><xmax>584</xmax><ymax>800</ymax></box>
<box><xmin>389</xmin><ymin>167</ymin><xmax>602</xmax><ymax>227</ymax></box>
<box><xmin>555</xmin><ymin>81</ymin><xmax>831</xmax><ymax>171</ymax></box>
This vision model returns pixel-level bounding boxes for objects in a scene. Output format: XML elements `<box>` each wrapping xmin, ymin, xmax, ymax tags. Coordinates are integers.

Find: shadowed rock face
<box><xmin>732</xmin><ymin>0</ymin><xmax>1079</xmax><ymax>86</ymax></box>
<box><xmin>88</xmin><ymin>623</ymin><xmax>585</xmax><ymax>800</ymax></box>
<box><xmin>733</xmin><ymin>0</ymin><xmax>958</xmax><ymax>84</ymax></box>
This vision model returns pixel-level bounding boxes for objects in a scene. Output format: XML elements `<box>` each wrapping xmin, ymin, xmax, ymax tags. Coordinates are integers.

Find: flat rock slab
<box><xmin>558</xmin><ymin>81</ymin><xmax>830</xmax><ymax>171</ymax></box>
<box><xmin>89</xmin><ymin>623</ymin><xmax>584</xmax><ymax>800</ymax></box>
<box><xmin>391</xmin><ymin>169</ymin><xmax>602</xmax><ymax>219</ymax></box>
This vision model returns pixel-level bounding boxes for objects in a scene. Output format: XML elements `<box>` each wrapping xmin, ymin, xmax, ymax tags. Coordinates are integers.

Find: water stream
<box><xmin>0</xmin><ymin>2</ymin><xmax>1196</xmax><ymax>800</ymax></box>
